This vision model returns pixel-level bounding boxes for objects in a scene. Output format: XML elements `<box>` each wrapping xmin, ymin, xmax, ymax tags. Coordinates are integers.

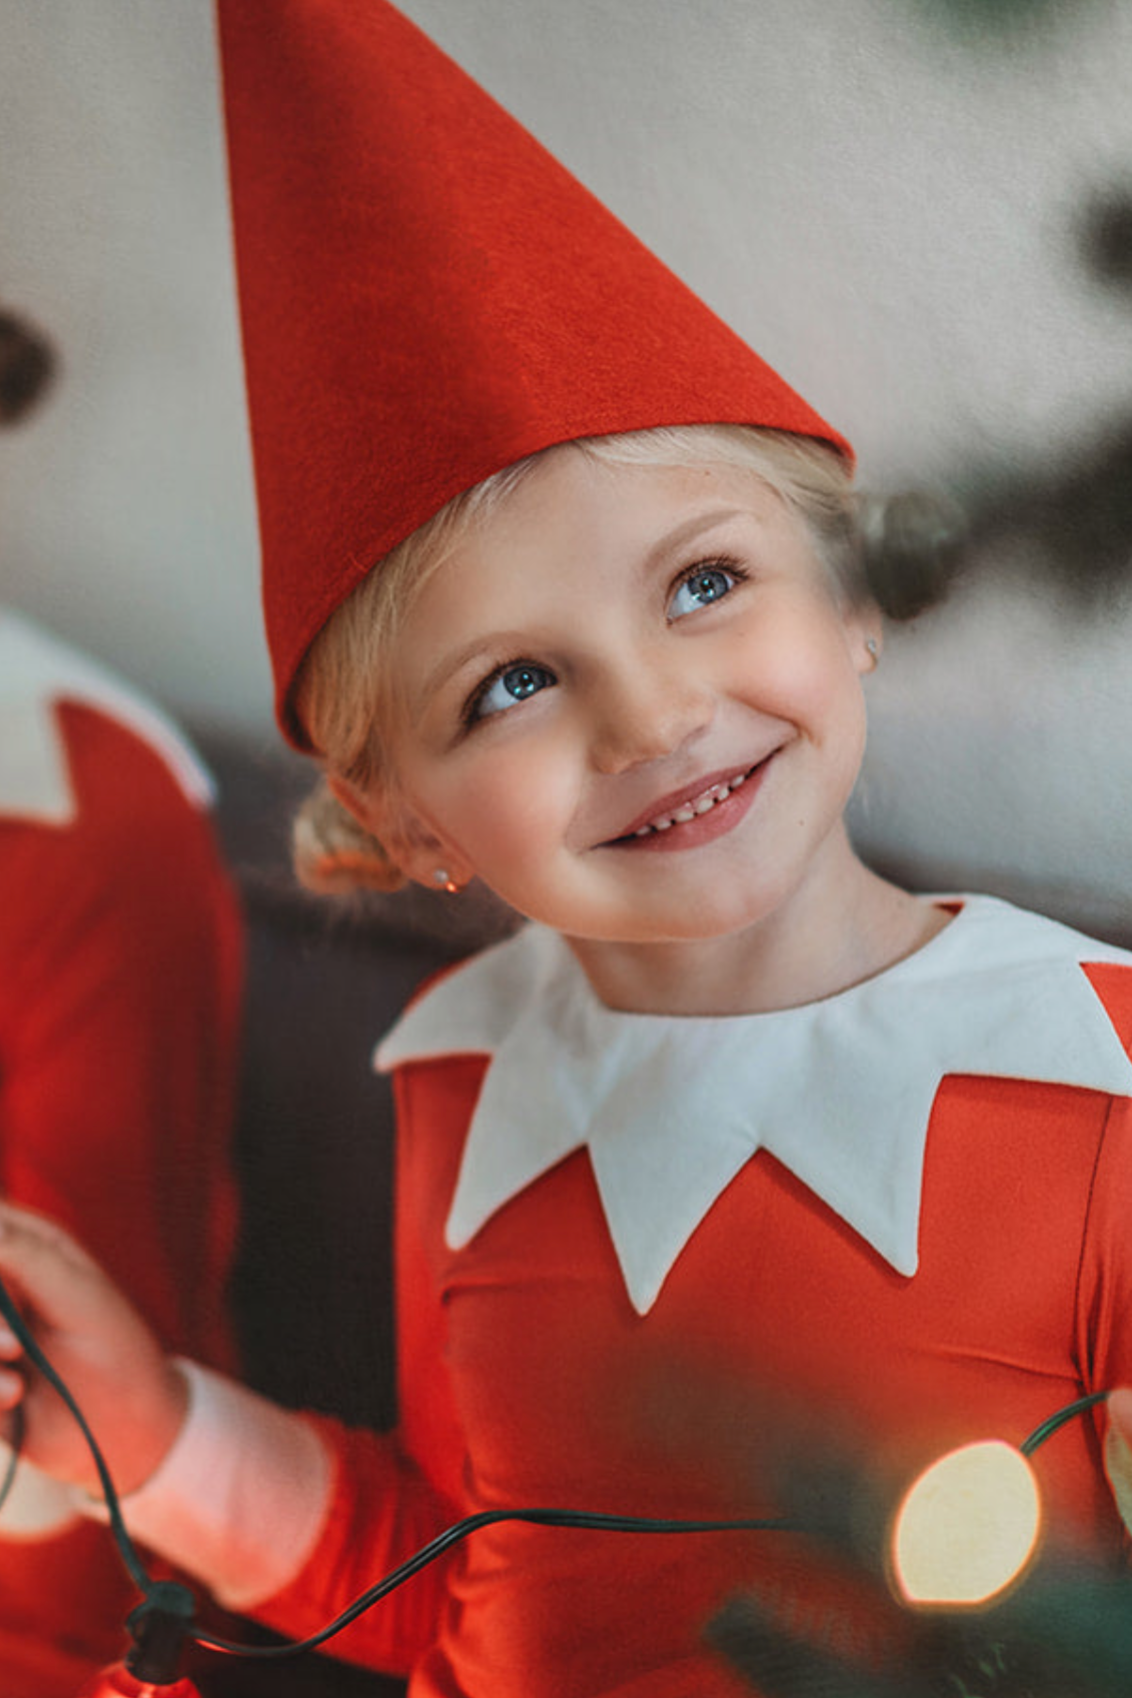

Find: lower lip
<box><xmin>605</xmin><ymin>759</ymin><xmax>771</xmax><ymax>854</ymax></box>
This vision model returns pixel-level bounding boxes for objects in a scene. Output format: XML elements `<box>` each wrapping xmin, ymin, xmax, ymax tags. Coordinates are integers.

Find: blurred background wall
<box><xmin>2</xmin><ymin>0</ymin><xmax>1132</xmax><ymax>932</ymax></box>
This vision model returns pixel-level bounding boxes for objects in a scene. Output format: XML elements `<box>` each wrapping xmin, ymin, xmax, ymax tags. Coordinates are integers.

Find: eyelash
<box><xmin>459</xmin><ymin>553</ymin><xmax>749</xmax><ymax>729</ymax></box>
<box><xmin>461</xmin><ymin>661</ymin><xmax>548</xmax><ymax>729</ymax></box>
<box><xmin>667</xmin><ymin>554</ymin><xmax>749</xmax><ymax>617</ymax></box>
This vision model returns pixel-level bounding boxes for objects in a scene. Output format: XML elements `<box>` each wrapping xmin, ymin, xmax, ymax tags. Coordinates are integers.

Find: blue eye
<box><xmin>472</xmin><ymin>662</ymin><xmax>556</xmax><ymax>720</ymax></box>
<box><xmin>668</xmin><ymin>563</ymin><xmax>739</xmax><ymax>620</ymax></box>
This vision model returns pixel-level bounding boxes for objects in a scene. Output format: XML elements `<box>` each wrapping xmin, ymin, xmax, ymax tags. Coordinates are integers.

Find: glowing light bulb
<box><xmin>891</xmin><ymin>1439</ymin><xmax>1041</xmax><ymax>1608</ymax></box>
<box><xmin>73</xmin><ymin>1662</ymin><xmax>201</xmax><ymax>1697</ymax></box>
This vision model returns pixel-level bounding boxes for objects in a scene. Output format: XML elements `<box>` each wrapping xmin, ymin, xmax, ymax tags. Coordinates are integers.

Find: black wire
<box><xmin>0</xmin><ymin>1271</ymin><xmax>154</xmax><ymax>1594</ymax></box>
<box><xmin>0</xmin><ymin>1261</ymin><xmax>1115</xmax><ymax>1667</ymax></box>
<box><xmin>195</xmin><ymin>1504</ymin><xmax>814</xmax><ymax>1658</ymax></box>
<box><xmin>178</xmin><ymin>1385</ymin><xmax>1130</xmax><ymax>1660</ymax></box>
<box><xmin>1020</xmin><ymin>1390</ymin><xmax>1110</xmax><ymax>1456</ymax></box>
<box><xmin>0</xmin><ymin>1267</ymin><xmax>819</xmax><ymax>1662</ymax></box>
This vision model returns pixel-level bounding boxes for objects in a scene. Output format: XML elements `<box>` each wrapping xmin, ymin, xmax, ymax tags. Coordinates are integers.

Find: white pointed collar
<box><xmin>375</xmin><ymin>897</ymin><xmax>1132</xmax><ymax>1315</ymax></box>
<box><xmin>0</xmin><ymin>609</ymin><xmax>214</xmax><ymax>825</ymax></box>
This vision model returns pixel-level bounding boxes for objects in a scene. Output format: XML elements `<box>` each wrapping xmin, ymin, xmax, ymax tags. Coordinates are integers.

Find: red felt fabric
<box><xmin>215</xmin><ymin>0</ymin><xmax>852</xmax><ymax>745</ymax></box>
<box><xmin>250</xmin><ymin>971</ymin><xmax>1132</xmax><ymax>1695</ymax></box>
<box><xmin>0</xmin><ymin>703</ymin><xmax>242</xmax><ymax>1695</ymax></box>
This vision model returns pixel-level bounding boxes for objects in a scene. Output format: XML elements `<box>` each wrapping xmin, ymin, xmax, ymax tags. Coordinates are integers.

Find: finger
<box><xmin>0</xmin><ymin>1207</ymin><xmax>110</xmax><ymax>1333</ymax></box>
<box><xmin>0</xmin><ymin>1201</ymin><xmax>96</xmax><ymax>1268</ymax></box>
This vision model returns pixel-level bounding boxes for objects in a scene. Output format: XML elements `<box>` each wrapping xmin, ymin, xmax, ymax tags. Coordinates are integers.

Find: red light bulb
<box><xmin>74</xmin><ymin>1581</ymin><xmax>200</xmax><ymax>1698</ymax></box>
<box><xmin>73</xmin><ymin>1664</ymin><xmax>201</xmax><ymax>1698</ymax></box>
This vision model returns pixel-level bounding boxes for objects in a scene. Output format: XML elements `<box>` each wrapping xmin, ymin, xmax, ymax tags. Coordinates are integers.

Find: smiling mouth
<box><xmin>605</xmin><ymin>763</ymin><xmax>762</xmax><ymax>846</ymax></box>
<box><xmin>632</xmin><ymin>769</ymin><xmax>755</xmax><ymax>836</ymax></box>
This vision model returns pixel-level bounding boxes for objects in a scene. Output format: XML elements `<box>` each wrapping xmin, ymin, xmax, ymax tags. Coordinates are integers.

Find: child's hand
<box><xmin>1105</xmin><ymin>1387</ymin><xmax>1132</xmax><ymax>1534</ymax></box>
<box><xmin>0</xmin><ymin>1202</ymin><xmax>188</xmax><ymax>1499</ymax></box>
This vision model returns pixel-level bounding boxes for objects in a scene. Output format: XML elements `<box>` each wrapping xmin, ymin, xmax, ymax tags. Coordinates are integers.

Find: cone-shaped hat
<box><xmin>217</xmin><ymin>0</ymin><xmax>851</xmax><ymax>745</ymax></box>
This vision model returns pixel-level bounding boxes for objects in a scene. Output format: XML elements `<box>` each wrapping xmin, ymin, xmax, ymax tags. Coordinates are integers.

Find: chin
<box><xmin>564</xmin><ymin>895</ymin><xmax>781</xmax><ymax>948</ymax></box>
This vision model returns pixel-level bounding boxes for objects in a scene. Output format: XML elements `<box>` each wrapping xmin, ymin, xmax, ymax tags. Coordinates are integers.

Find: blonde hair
<box><xmin>293</xmin><ymin>424</ymin><xmax>860</xmax><ymax>893</ymax></box>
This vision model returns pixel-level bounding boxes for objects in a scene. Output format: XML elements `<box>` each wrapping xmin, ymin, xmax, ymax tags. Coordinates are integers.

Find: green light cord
<box><xmin>0</xmin><ymin>1267</ymin><xmax>814</xmax><ymax>1661</ymax></box>
<box><xmin>1020</xmin><ymin>1389</ymin><xmax>1110</xmax><ymax>1457</ymax></box>
<box><xmin>0</xmin><ymin>1273</ymin><xmax>154</xmax><ymax>1595</ymax></box>
<box><xmin>195</xmin><ymin>1504</ymin><xmax>813</xmax><ymax>1659</ymax></box>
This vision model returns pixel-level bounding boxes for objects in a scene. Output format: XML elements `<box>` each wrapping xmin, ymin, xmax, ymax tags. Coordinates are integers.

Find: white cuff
<box><xmin>0</xmin><ymin>1448</ymin><xmax>81</xmax><ymax>1539</ymax></box>
<box><xmin>74</xmin><ymin>1359</ymin><xmax>334</xmax><ymax>1610</ymax></box>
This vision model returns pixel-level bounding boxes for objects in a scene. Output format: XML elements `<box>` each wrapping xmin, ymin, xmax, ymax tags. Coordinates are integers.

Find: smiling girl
<box><xmin>0</xmin><ymin>4</ymin><xmax>1131</xmax><ymax>1695</ymax></box>
<box><xmin>309</xmin><ymin>429</ymin><xmax>940</xmax><ymax>1016</ymax></box>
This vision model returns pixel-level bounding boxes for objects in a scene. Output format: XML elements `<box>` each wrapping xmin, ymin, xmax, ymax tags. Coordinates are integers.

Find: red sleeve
<box><xmin>0</xmin><ymin>702</ymin><xmax>243</xmax><ymax>1695</ymax></box>
<box><xmin>1077</xmin><ymin>1093</ymin><xmax>1132</xmax><ymax>1502</ymax></box>
<box><xmin>1075</xmin><ymin>966</ymin><xmax>1132</xmax><ymax>1552</ymax></box>
<box><xmin>245</xmin><ymin>1415</ymin><xmax>457</xmax><ymax>1675</ymax></box>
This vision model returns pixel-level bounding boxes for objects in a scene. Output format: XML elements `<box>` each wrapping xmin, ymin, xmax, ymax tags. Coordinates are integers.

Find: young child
<box><xmin>0</xmin><ymin>3</ymin><xmax>1131</xmax><ymax>1694</ymax></box>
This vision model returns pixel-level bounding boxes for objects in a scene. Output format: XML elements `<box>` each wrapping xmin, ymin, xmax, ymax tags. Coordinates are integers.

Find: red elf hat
<box><xmin>216</xmin><ymin>0</ymin><xmax>852</xmax><ymax>747</ymax></box>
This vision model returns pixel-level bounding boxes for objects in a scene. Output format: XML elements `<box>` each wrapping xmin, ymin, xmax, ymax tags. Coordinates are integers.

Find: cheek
<box><xmin>747</xmin><ymin>616</ymin><xmax>870</xmax><ymax>796</ymax></box>
<box><xmin>734</xmin><ymin>605</ymin><xmax>863</xmax><ymax>720</ymax></box>
<box><xmin>416</xmin><ymin>738</ymin><xmax>580</xmax><ymax>859</ymax></box>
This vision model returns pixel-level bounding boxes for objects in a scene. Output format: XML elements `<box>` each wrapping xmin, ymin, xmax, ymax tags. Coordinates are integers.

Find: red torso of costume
<box><xmin>257</xmin><ymin>939</ymin><xmax>1132</xmax><ymax>1697</ymax></box>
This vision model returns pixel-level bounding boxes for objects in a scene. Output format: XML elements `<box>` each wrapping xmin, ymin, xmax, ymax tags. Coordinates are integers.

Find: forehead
<box><xmin>420</xmin><ymin>447</ymin><xmax>815</xmax><ymax>600</ymax></box>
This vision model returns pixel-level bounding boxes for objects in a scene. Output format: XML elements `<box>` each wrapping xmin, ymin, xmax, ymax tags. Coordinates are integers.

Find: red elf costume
<box><xmin>81</xmin><ymin>2</ymin><xmax>1132</xmax><ymax>1694</ymax></box>
<box><xmin>0</xmin><ymin>610</ymin><xmax>241</xmax><ymax>1695</ymax></box>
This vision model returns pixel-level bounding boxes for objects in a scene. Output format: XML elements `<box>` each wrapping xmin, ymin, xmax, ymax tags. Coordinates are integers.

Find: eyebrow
<box><xmin>415</xmin><ymin>504</ymin><xmax>750</xmax><ymax>708</ymax></box>
<box><xmin>415</xmin><ymin>633</ymin><xmax>526</xmax><ymax>715</ymax></box>
<box><xmin>640</xmin><ymin>505</ymin><xmax>747</xmax><ymax>572</ymax></box>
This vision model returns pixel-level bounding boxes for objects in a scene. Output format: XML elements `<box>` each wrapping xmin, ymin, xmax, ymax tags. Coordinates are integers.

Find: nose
<box><xmin>588</xmin><ymin>648</ymin><xmax>715</xmax><ymax>775</ymax></box>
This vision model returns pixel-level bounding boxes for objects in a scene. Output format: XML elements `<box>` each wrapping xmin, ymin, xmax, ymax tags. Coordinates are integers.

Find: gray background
<box><xmin>3</xmin><ymin>0</ymin><xmax>1132</xmax><ymax>931</ymax></box>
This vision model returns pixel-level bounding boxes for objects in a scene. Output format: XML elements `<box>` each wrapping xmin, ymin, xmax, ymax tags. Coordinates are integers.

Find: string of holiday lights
<box><xmin>0</xmin><ymin>1267</ymin><xmax>1118</xmax><ymax>1693</ymax></box>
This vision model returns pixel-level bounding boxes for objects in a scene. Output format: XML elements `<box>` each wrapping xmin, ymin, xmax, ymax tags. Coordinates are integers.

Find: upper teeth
<box><xmin>634</xmin><ymin>771</ymin><xmax>750</xmax><ymax>836</ymax></box>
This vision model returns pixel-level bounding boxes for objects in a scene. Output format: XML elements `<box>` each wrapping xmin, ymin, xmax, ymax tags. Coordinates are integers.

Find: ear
<box><xmin>326</xmin><ymin>774</ymin><xmax>476</xmax><ymax>892</ymax></box>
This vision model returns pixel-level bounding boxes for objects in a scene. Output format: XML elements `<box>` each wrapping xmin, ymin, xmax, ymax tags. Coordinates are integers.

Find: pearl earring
<box><xmin>865</xmin><ymin>638</ymin><xmax>879</xmax><ymax>665</ymax></box>
<box><xmin>433</xmin><ymin>868</ymin><xmax>458</xmax><ymax>893</ymax></box>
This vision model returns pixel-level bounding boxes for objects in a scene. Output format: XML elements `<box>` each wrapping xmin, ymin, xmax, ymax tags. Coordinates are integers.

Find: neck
<box><xmin>565</xmin><ymin>841</ymin><xmax>949</xmax><ymax>1017</ymax></box>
